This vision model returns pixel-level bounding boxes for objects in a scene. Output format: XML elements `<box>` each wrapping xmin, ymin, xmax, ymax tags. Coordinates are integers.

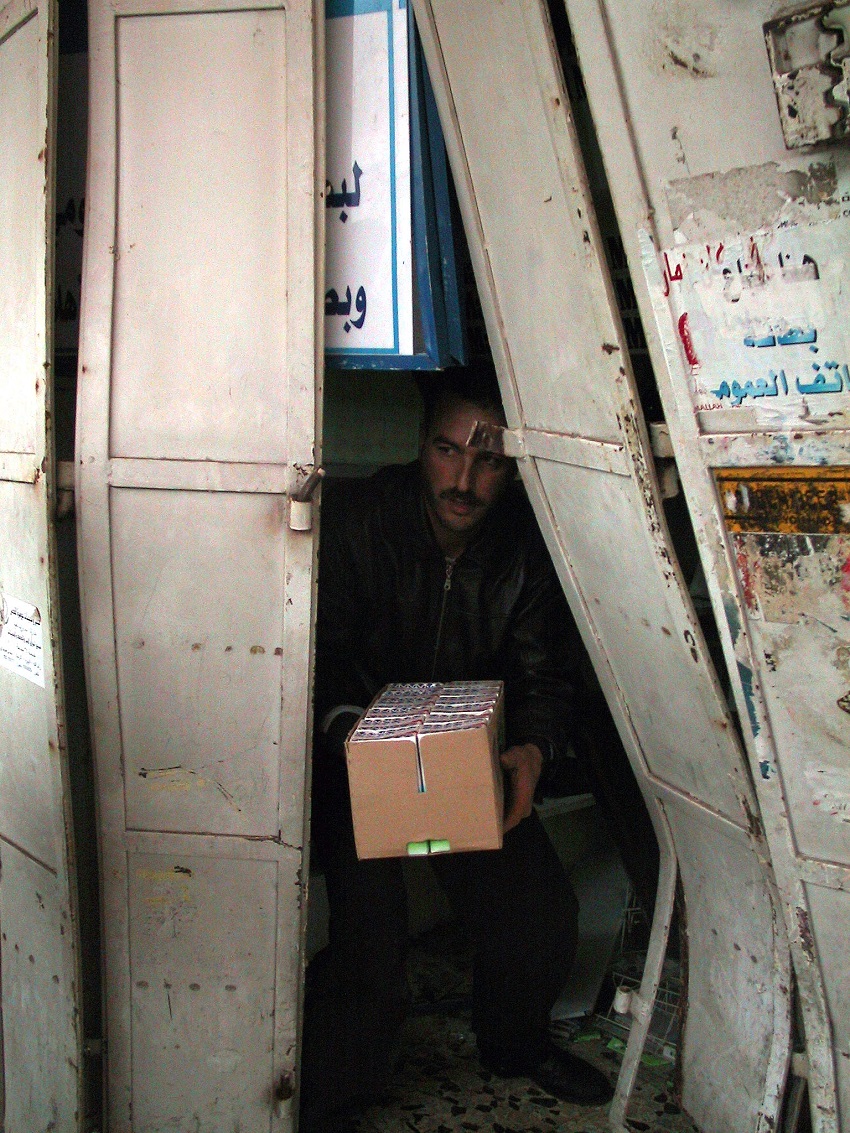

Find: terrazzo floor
<box><xmin>349</xmin><ymin>1013</ymin><xmax>698</xmax><ymax>1133</ymax></box>
<box><xmin>343</xmin><ymin>923</ymin><xmax>699</xmax><ymax>1133</ymax></box>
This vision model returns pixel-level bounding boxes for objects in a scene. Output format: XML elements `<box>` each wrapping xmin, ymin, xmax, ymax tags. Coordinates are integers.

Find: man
<box><xmin>300</xmin><ymin>367</ymin><xmax>613</xmax><ymax>1130</ymax></box>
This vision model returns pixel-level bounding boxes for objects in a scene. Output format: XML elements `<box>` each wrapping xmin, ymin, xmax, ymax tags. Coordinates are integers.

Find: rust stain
<box><xmin>601</xmin><ymin>342</ymin><xmax>619</xmax><ymax>354</ymax></box>
<box><xmin>838</xmin><ymin>690</ymin><xmax>850</xmax><ymax>714</ymax></box>
<box><xmin>250</xmin><ymin>645</ymin><xmax>265</xmax><ymax>655</ymax></box>
<box><xmin>716</xmin><ymin>467</ymin><xmax>850</xmax><ymax>534</ymax></box>
<box><xmin>733</xmin><ymin>530</ymin><xmax>850</xmax><ymax>621</ymax></box>
<box><xmin>741</xmin><ymin>795</ymin><xmax>764</xmax><ymax>842</ymax></box>
<box><xmin>796</xmin><ymin>906</ymin><xmax>816</xmax><ymax>963</ymax></box>
<box><xmin>842</xmin><ymin>555</ymin><xmax>850</xmax><ymax>605</ymax></box>
<box><xmin>735</xmin><ymin>543</ymin><xmax>758</xmax><ymax>612</ymax></box>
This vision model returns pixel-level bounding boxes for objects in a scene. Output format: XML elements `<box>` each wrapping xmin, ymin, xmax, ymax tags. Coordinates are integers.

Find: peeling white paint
<box><xmin>667</xmin><ymin>159</ymin><xmax>845</xmax><ymax>242</ymax></box>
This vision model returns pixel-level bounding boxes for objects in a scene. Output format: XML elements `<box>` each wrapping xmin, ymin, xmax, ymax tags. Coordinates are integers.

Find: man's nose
<box><xmin>456</xmin><ymin>452</ymin><xmax>475</xmax><ymax>492</ymax></box>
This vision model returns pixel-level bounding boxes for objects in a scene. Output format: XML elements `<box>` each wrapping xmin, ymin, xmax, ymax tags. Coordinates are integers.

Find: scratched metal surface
<box><xmin>565</xmin><ymin>1</ymin><xmax>850</xmax><ymax>1128</ymax></box>
<box><xmin>0</xmin><ymin>1</ymin><xmax>82</xmax><ymax>1129</ymax></box>
<box><xmin>76</xmin><ymin>2</ymin><xmax>321</xmax><ymax>1128</ymax></box>
<box><xmin>410</xmin><ymin>3</ymin><xmax>790</xmax><ymax>1132</ymax></box>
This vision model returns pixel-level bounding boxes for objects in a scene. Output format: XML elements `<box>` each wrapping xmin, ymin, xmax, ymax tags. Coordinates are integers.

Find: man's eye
<box><xmin>480</xmin><ymin>453</ymin><xmax>504</xmax><ymax>469</ymax></box>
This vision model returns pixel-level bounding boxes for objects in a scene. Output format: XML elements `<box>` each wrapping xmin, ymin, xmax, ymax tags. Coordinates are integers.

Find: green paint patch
<box><xmin>723</xmin><ymin>595</ymin><xmax>741</xmax><ymax>645</ymax></box>
<box><xmin>737</xmin><ymin>662</ymin><xmax>761</xmax><ymax>737</ymax></box>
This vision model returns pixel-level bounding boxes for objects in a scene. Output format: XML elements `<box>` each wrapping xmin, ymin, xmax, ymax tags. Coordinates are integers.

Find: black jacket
<box><xmin>314</xmin><ymin>462</ymin><xmax>580</xmax><ymax>777</ymax></box>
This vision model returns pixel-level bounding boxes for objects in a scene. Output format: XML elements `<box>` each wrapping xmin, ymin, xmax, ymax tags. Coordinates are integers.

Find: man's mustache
<box><xmin>440</xmin><ymin>489</ymin><xmax>483</xmax><ymax>507</ymax></box>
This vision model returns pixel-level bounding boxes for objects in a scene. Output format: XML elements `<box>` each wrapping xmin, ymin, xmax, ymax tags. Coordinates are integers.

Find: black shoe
<box><xmin>484</xmin><ymin>1042</ymin><xmax>614</xmax><ymax>1106</ymax></box>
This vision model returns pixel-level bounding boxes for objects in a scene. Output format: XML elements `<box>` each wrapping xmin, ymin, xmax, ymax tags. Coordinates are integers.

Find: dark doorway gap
<box><xmin>55</xmin><ymin>14</ymin><xmax>104</xmax><ymax>1132</ymax></box>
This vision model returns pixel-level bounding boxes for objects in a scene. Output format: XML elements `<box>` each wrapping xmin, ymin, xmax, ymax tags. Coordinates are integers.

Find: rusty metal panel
<box><xmin>805</xmin><ymin>882</ymin><xmax>850</xmax><ymax>1126</ymax></box>
<box><xmin>412</xmin><ymin>3</ymin><xmax>791</xmax><ymax>1131</ymax></box>
<box><xmin>0</xmin><ymin>0</ymin><xmax>41</xmax><ymax>467</ymax></box>
<box><xmin>412</xmin><ymin>7</ymin><xmax>621</xmax><ymax>445</ymax></box>
<box><xmin>109</xmin><ymin>7</ymin><xmax>291</xmax><ymax>465</ymax></box>
<box><xmin>717</xmin><ymin>471</ymin><xmax>850</xmax><ymax>880</ymax></box>
<box><xmin>127</xmin><ymin>852</ymin><xmax>282</xmax><ymax>1130</ymax></box>
<box><xmin>0</xmin><ymin>487</ymin><xmax>62</xmax><ymax>869</ymax></box>
<box><xmin>665</xmin><ymin>797</ymin><xmax>789</xmax><ymax>1133</ymax></box>
<box><xmin>0</xmin><ymin>844</ymin><xmax>79</xmax><ymax>1133</ymax></box>
<box><xmin>537</xmin><ymin>463</ymin><xmax>744</xmax><ymax>819</ymax></box>
<box><xmin>111</xmin><ymin>488</ymin><xmax>288</xmax><ymax>837</ymax></box>
<box><xmin>0</xmin><ymin>0</ymin><xmax>82</xmax><ymax>1127</ymax></box>
<box><xmin>565</xmin><ymin>1</ymin><xmax>850</xmax><ymax>1127</ymax></box>
<box><xmin>77</xmin><ymin>0</ymin><xmax>322</xmax><ymax>1128</ymax></box>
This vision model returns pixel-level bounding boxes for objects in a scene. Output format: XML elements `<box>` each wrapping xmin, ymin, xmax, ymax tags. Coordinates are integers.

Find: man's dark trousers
<box><xmin>299</xmin><ymin>752</ymin><xmax>580</xmax><ymax>1116</ymax></box>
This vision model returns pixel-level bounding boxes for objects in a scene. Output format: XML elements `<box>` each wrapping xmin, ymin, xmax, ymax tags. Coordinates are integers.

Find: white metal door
<box><xmin>76</xmin><ymin>2</ymin><xmax>322</xmax><ymax>1128</ymax></box>
<box><xmin>564</xmin><ymin>1</ymin><xmax>850</xmax><ymax>1128</ymax></box>
<box><xmin>0</xmin><ymin>0</ymin><xmax>82</xmax><ymax>1128</ymax></box>
<box><xmin>412</xmin><ymin>3</ymin><xmax>792</xmax><ymax>1131</ymax></box>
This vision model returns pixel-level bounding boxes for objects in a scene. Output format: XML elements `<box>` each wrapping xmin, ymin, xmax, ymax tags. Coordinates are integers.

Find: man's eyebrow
<box><xmin>430</xmin><ymin>433</ymin><xmax>465</xmax><ymax>452</ymax></box>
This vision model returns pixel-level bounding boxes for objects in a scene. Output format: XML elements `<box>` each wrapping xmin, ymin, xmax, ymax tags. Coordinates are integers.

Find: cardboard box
<box><xmin>345</xmin><ymin>681</ymin><xmax>505</xmax><ymax>860</ymax></box>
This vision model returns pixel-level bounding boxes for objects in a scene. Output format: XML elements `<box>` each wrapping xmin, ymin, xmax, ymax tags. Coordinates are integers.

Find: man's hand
<box><xmin>500</xmin><ymin>743</ymin><xmax>543</xmax><ymax>833</ymax></box>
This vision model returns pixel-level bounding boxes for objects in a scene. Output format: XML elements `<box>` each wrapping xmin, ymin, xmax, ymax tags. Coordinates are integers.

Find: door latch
<box><xmin>288</xmin><ymin>467</ymin><xmax>324</xmax><ymax>531</ymax></box>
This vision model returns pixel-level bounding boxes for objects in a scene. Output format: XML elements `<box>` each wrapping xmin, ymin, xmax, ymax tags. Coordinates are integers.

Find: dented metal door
<box><xmin>412</xmin><ymin>2</ymin><xmax>792</xmax><ymax>1131</ymax></box>
<box><xmin>564</xmin><ymin>1</ymin><xmax>850</xmax><ymax>1129</ymax></box>
<box><xmin>0</xmin><ymin>0</ymin><xmax>82</xmax><ymax>1127</ymax></box>
<box><xmin>76</xmin><ymin>1</ymin><xmax>322</xmax><ymax>1128</ymax></box>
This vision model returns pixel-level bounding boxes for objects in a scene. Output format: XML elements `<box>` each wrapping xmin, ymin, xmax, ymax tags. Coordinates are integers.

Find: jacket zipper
<box><xmin>430</xmin><ymin>557</ymin><xmax>456</xmax><ymax>680</ymax></box>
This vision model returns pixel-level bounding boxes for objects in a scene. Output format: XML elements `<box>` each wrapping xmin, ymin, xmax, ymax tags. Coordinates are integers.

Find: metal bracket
<box><xmin>764</xmin><ymin>2</ymin><xmax>850</xmax><ymax>147</ymax></box>
<box><xmin>465</xmin><ymin>420</ymin><xmax>525</xmax><ymax>458</ymax></box>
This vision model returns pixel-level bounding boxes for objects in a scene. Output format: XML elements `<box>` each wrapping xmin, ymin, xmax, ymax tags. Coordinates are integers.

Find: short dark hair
<box><xmin>417</xmin><ymin>362</ymin><xmax>506</xmax><ymax>435</ymax></box>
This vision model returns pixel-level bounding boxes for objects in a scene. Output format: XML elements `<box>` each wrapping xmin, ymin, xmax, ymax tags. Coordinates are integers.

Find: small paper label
<box><xmin>0</xmin><ymin>593</ymin><xmax>45</xmax><ymax>687</ymax></box>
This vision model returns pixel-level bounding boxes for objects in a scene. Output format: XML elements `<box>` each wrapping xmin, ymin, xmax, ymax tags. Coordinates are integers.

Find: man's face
<box><xmin>420</xmin><ymin>395</ymin><xmax>512</xmax><ymax>554</ymax></box>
